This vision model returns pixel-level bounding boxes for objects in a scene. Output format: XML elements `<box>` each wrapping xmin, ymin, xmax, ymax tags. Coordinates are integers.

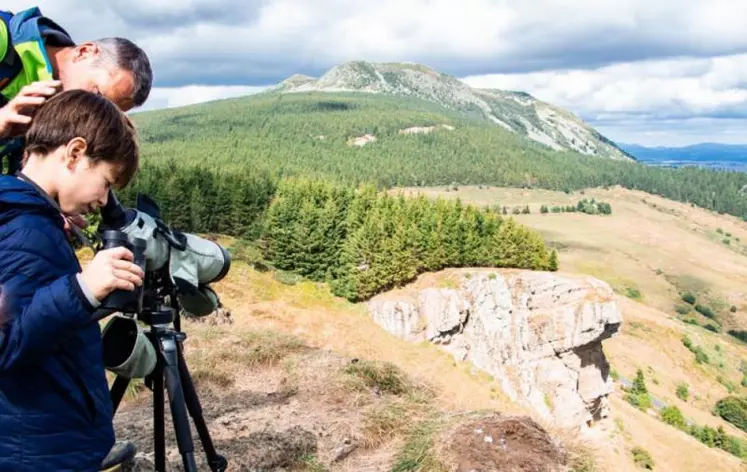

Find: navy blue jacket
<box><xmin>0</xmin><ymin>175</ymin><xmax>114</xmax><ymax>471</ymax></box>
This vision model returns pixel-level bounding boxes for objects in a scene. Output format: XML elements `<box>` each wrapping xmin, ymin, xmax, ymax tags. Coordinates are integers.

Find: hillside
<box><xmin>270</xmin><ymin>61</ymin><xmax>633</xmax><ymax>160</ymax></box>
<box><xmin>101</xmin><ymin>183</ymin><xmax>747</xmax><ymax>471</ymax></box>
<box><xmin>130</xmin><ymin>91</ymin><xmax>747</xmax><ymax>221</ymax></box>
<box><xmin>395</xmin><ymin>184</ymin><xmax>747</xmax><ymax>470</ymax></box>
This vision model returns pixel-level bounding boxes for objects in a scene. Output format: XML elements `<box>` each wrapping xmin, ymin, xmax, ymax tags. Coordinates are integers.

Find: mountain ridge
<box><xmin>270</xmin><ymin>60</ymin><xmax>634</xmax><ymax>161</ymax></box>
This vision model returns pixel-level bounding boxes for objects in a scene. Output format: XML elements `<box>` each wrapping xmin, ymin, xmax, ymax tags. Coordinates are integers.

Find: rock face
<box><xmin>367</xmin><ymin>270</ymin><xmax>622</xmax><ymax>429</ymax></box>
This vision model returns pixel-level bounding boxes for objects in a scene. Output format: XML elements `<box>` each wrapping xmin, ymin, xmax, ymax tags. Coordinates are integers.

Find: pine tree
<box><xmin>549</xmin><ymin>249</ymin><xmax>559</xmax><ymax>271</ymax></box>
<box><xmin>632</xmin><ymin>369</ymin><xmax>648</xmax><ymax>395</ymax></box>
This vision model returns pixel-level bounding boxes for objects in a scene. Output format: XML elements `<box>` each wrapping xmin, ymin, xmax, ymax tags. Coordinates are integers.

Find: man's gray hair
<box><xmin>94</xmin><ymin>37</ymin><xmax>153</xmax><ymax>108</ymax></box>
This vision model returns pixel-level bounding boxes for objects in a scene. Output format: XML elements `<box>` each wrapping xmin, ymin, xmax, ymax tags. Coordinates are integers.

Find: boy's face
<box><xmin>57</xmin><ymin>147</ymin><xmax>119</xmax><ymax>216</ymax></box>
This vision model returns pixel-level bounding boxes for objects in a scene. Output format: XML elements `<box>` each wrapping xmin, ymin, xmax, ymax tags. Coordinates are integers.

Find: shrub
<box><xmin>625</xmin><ymin>287</ymin><xmax>643</xmax><ymax>300</ymax></box>
<box><xmin>704</xmin><ymin>323</ymin><xmax>720</xmax><ymax>333</ymax></box>
<box><xmin>717</xmin><ymin>377</ymin><xmax>737</xmax><ymax>394</ymax></box>
<box><xmin>631</xmin><ymin>447</ymin><xmax>654</xmax><ymax>470</ymax></box>
<box><xmin>714</xmin><ymin>396</ymin><xmax>747</xmax><ymax>433</ymax></box>
<box><xmin>694</xmin><ymin>347</ymin><xmax>710</xmax><ymax>365</ymax></box>
<box><xmin>731</xmin><ymin>305</ymin><xmax>738</xmax><ymax>313</ymax></box>
<box><xmin>676</xmin><ymin>383</ymin><xmax>689</xmax><ymax>402</ymax></box>
<box><xmin>660</xmin><ymin>405</ymin><xmax>686</xmax><ymax>430</ymax></box>
<box><xmin>681</xmin><ymin>292</ymin><xmax>696</xmax><ymax>305</ymax></box>
<box><xmin>682</xmin><ymin>335</ymin><xmax>693</xmax><ymax>349</ymax></box>
<box><xmin>674</xmin><ymin>304</ymin><xmax>691</xmax><ymax>315</ymax></box>
<box><xmin>728</xmin><ymin>330</ymin><xmax>747</xmax><ymax>343</ymax></box>
<box><xmin>626</xmin><ymin>369</ymin><xmax>652</xmax><ymax>411</ymax></box>
<box><xmin>695</xmin><ymin>304</ymin><xmax>715</xmax><ymax>319</ymax></box>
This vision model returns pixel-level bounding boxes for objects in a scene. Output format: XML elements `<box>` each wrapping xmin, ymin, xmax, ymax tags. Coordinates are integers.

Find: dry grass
<box><xmin>398</xmin><ymin>185</ymin><xmax>747</xmax><ymax>329</ymax></box>
<box><xmin>395</xmin><ymin>185</ymin><xmax>747</xmax><ymax>471</ymax></box>
<box><xmin>92</xmin><ymin>184</ymin><xmax>747</xmax><ymax>471</ymax></box>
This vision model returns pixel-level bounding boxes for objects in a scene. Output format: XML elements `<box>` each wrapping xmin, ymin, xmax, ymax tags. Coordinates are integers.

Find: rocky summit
<box><xmin>272</xmin><ymin>61</ymin><xmax>634</xmax><ymax>161</ymax></box>
<box><xmin>367</xmin><ymin>269</ymin><xmax>622</xmax><ymax>429</ymax></box>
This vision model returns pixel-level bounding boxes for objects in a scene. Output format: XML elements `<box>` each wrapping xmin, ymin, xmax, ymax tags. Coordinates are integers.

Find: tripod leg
<box><xmin>152</xmin><ymin>365</ymin><xmax>166</xmax><ymax>472</ymax></box>
<box><xmin>161</xmin><ymin>336</ymin><xmax>198</xmax><ymax>472</ymax></box>
<box><xmin>177</xmin><ymin>343</ymin><xmax>228</xmax><ymax>472</ymax></box>
<box><xmin>110</xmin><ymin>375</ymin><xmax>130</xmax><ymax>415</ymax></box>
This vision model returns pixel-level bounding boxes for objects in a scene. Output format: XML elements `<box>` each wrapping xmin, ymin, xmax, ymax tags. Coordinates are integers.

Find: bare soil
<box><xmin>443</xmin><ymin>414</ymin><xmax>566</xmax><ymax>472</ymax></box>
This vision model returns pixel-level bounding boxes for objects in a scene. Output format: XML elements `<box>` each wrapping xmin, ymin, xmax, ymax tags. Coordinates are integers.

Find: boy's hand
<box><xmin>80</xmin><ymin>247</ymin><xmax>144</xmax><ymax>301</ymax></box>
<box><xmin>0</xmin><ymin>80</ymin><xmax>62</xmax><ymax>139</ymax></box>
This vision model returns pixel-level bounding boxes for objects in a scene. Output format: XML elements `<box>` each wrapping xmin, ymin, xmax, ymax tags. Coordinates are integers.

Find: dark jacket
<box><xmin>0</xmin><ymin>175</ymin><xmax>114</xmax><ymax>471</ymax></box>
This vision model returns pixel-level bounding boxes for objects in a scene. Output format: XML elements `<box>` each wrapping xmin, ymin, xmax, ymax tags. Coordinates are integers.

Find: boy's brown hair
<box><xmin>23</xmin><ymin>89</ymin><xmax>139</xmax><ymax>188</ymax></box>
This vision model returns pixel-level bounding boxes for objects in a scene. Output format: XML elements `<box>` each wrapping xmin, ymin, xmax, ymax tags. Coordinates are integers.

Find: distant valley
<box><xmin>623</xmin><ymin>143</ymin><xmax>747</xmax><ymax>171</ymax></box>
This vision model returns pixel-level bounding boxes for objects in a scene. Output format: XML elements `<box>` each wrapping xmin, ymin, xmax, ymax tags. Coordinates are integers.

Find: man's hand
<box><xmin>79</xmin><ymin>247</ymin><xmax>144</xmax><ymax>302</ymax></box>
<box><xmin>0</xmin><ymin>80</ymin><xmax>62</xmax><ymax>139</ymax></box>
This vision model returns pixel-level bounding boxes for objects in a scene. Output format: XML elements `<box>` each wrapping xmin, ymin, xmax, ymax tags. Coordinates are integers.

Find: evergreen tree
<box><xmin>549</xmin><ymin>249</ymin><xmax>559</xmax><ymax>271</ymax></box>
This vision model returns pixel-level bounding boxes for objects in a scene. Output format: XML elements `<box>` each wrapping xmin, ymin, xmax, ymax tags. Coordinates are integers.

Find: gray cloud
<box><xmin>9</xmin><ymin>0</ymin><xmax>747</xmax><ymax>87</ymax></box>
<box><xmin>6</xmin><ymin>0</ymin><xmax>747</xmax><ymax>145</ymax></box>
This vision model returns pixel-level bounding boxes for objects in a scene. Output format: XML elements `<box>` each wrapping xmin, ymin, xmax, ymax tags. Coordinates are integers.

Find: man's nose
<box><xmin>99</xmin><ymin>191</ymin><xmax>109</xmax><ymax>207</ymax></box>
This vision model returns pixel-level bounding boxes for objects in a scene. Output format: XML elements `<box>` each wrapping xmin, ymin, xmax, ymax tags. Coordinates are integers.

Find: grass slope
<box><xmin>395</xmin><ymin>185</ymin><xmax>747</xmax><ymax>471</ymax></box>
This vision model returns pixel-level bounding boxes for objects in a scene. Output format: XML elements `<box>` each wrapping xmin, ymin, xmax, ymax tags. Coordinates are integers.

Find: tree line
<box><xmin>261</xmin><ymin>179</ymin><xmax>555</xmax><ymax>301</ymax></box>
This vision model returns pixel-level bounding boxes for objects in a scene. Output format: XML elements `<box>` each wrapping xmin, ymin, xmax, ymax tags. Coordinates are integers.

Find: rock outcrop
<box><xmin>367</xmin><ymin>269</ymin><xmax>622</xmax><ymax>429</ymax></box>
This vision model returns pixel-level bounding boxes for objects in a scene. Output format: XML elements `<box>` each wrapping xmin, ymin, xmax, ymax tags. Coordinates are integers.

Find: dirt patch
<box><xmin>443</xmin><ymin>414</ymin><xmax>566</xmax><ymax>472</ymax></box>
<box><xmin>115</xmin><ymin>389</ymin><xmax>308</xmax><ymax>471</ymax></box>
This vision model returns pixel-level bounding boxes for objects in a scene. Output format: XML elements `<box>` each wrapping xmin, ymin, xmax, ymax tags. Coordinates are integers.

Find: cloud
<box><xmin>9</xmin><ymin>0</ymin><xmax>747</xmax><ymax>87</ymax></box>
<box><xmin>462</xmin><ymin>53</ymin><xmax>747</xmax><ymax>145</ymax></box>
<box><xmin>6</xmin><ymin>0</ymin><xmax>747</xmax><ymax>145</ymax></box>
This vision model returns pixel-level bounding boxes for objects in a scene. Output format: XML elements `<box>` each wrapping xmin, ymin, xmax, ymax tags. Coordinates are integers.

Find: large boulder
<box><xmin>368</xmin><ymin>270</ymin><xmax>622</xmax><ymax>429</ymax></box>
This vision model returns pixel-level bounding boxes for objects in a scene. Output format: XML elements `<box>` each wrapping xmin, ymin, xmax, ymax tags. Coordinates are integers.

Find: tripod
<box><xmin>108</xmin><ymin>278</ymin><xmax>228</xmax><ymax>472</ymax></box>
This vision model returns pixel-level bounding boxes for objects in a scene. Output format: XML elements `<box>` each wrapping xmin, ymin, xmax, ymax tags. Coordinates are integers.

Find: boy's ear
<box><xmin>64</xmin><ymin>137</ymin><xmax>89</xmax><ymax>170</ymax></box>
<box><xmin>72</xmin><ymin>42</ymin><xmax>100</xmax><ymax>63</ymax></box>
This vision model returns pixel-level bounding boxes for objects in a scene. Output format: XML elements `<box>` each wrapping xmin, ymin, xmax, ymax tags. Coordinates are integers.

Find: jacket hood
<box><xmin>0</xmin><ymin>175</ymin><xmax>61</xmax><ymax>227</ymax></box>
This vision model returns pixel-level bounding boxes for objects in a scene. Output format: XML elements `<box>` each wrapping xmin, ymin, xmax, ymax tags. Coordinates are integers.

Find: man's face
<box><xmin>62</xmin><ymin>43</ymin><xmax>136</xmax><ymax>111</ymax></box>
<box><xmin>58</xmin><ymin>153</ymin><xmax>119</xmax><ymax>216</ymax></box>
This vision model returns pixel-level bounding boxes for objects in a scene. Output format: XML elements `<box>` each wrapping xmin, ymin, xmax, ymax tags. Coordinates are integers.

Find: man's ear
<box><xmin>64</xmin><ymin>137</ymin><xmax>89</xmax><ymax>170</ymax></box>
<box><xmin>72</xmin><ymin>42</ymin><xmax>100</xmax><ymax>63</ymax></box>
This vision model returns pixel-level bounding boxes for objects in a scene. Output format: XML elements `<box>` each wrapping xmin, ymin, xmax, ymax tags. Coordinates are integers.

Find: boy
<box><xmin>0</xmin><ymin>89</ymin><xmax>144</xmax><ymax>471</ymax></box>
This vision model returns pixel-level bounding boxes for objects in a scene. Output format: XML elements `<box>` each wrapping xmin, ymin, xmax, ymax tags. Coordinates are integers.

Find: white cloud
<box><xmin>461</xmin><ymin>54</ymin><xmax>747</xmax><ymax>146</ymax></box>
<box><xmin>10</xmin><ymin>0</ymin><xmax>747</xmax><ymax>85</ymax></box>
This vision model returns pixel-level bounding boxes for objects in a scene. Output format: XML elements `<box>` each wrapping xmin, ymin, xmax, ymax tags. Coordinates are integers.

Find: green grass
<box><xmin>631</xmin><ymin>447</ymin><xmax>654</xmax><ymax>470</ymax></box>
<box><xmin>392</xmin><ymin>420</ymin><xmax>449</xmax><ymax>472</ymax></box>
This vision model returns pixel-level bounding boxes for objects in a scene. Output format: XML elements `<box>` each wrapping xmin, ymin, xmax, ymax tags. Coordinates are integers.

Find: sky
<box><xmin>6</xmin><ymin>0</ymin><xmax>747</xmax><ymax>146</ymax></box>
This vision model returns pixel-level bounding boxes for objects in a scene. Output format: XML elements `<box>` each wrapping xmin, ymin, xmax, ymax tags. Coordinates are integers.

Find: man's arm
<box><xmin>0</xmin><ymin>227</ymin><xmax>95</xmax><ymax>371</ymax></box>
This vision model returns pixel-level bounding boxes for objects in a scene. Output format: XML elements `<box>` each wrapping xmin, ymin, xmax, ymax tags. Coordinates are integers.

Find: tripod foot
<box><xmin>209</xmin><ymin>454</ymin><xmax>228</xmax><ymax>472</ymax></box>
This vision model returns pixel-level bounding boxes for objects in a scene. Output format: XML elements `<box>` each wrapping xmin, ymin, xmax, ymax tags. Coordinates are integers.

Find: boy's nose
<box><xmin>99</xmin><ymin>192</ymin><xmax>109</xmax><ymax>207</ymax></box>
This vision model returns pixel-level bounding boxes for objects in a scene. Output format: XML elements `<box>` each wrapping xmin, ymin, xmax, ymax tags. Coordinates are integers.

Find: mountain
<box><xmin>271</xmin><ymin>61</ymin><xmax>634</xmax><ymax>161</ymax></box>
<box><xmin>622</xmin><ymin>143</ymin><xmax>747</xmax><ymax>170</ymax></box>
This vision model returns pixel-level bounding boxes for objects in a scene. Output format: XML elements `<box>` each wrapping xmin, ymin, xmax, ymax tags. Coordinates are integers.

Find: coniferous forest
<box><xmin>132</xmin><ymin>92</ymin><xmax>747</xmax><ymax>219</ymax></box>
<box><xmin>115</xmin><ymin>91</ymin><xmax>747</xmax><ymax>298</ymax></box>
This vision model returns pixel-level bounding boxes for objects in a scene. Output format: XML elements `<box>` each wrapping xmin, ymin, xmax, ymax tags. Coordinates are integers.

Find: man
<box><xmin>0</xmin><ymin>6</ymin><xmax>152</xmax><ymax>170</ymax></box>
<box><xmin>0</xmin><ymin>6</ymin><xmax>153</xmax><ymax>470</ymax></box>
